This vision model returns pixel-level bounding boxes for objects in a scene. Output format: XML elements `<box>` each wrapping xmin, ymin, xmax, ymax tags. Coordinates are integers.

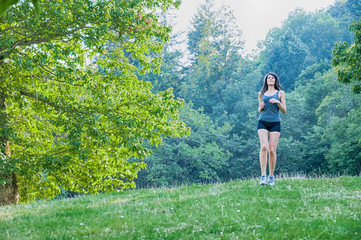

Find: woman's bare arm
<box><xmin>258</xmin><ymin>92</ymin><xmax>265</xmax><ymax>113</ymax></box>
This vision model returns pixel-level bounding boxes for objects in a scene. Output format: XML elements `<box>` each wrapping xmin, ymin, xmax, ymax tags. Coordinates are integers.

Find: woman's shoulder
<box><xmin>278</xmin><ymin>90</ymin><xmax>285</xmax><ymax>98</ymax></box>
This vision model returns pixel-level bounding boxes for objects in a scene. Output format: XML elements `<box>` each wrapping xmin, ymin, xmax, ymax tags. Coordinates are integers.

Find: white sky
<box><xmin>171</xmin><ymin>0</ymin><xmax>336</xmax><ymax>54</ymax></box>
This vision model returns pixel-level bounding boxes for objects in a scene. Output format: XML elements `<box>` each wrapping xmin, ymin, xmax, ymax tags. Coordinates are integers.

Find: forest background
<box><xmin>133</xmin><ymin>0</ymin><xmax>361</xmax><ymax>188</ymax></box>
<box><xmin>0</xmin><ymin>0</ymin><xmax>360</xmax><ymax>204</ymax></box>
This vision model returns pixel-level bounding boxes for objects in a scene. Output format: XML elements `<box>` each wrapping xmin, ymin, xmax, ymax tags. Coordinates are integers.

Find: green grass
<box><xmin>1</xmin><ymin>176</ymin><xmax>361</xmax><ymax>239</ymax></box>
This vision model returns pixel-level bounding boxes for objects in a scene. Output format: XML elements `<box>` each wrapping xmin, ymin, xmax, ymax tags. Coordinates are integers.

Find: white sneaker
<box><xmin>268</xmin><ymin>175</ymin><xmax>275</xmax><ymax>186</ymax></box>
<box><xmin>259</xmin><ymin>175</ymin><xmax>267</xmax><ymax>185</ymax></box>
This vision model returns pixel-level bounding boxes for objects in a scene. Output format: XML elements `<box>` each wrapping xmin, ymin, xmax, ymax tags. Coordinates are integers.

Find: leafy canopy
<box><xmin>332</xmin><ymin>20</ymin><xmax>361</xmax><ymax>93</ymax></box>
<box><xmin>0</xmin><ymin>0</ymin><xmax>40</xmax><ymax>15</ymax></box>
<box><xmin>0</xmin><ymin>0</ymin><xmax>189</xmax><ymax>203</ymax></box>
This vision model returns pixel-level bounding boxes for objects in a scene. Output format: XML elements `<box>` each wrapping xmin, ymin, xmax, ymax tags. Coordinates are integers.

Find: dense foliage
<box><xmin>332</xmin><ymin>20</ymin><xmax>361</xmax><ymax>93</ymax></box>
<box><xmin>134</xmin><ymin>0</ymin><xmax>361</xmax><ymax>188</ymax></box>
<box><xmin>1</xmin><ymin>0</ymin><xmax>360</xmax><ymax>202</ymax></box>
<box><xmin>0</xmin><ymin>0</ymin><xmax>40</xmax><ymax>15</ymax></box>
<box><xmin>0</xmin><ymin>0</ymin><xmax>190</xmax><ymax>203</ymax></box>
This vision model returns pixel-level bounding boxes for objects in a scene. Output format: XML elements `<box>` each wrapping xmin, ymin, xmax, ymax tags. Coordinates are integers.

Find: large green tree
<box><xmin>261</xmin><ymin>9</ymin><xmax>343</xmax><ymax>91</ymax></box>
<box><xmin>332</xmin><ymin>20</ymin><xmax>361</xmax><ymax>93</ymax></box>
<box><xmin>181</xmin><ymin>0</ymin><xmax>244</xmax><ymax>115</ymax></box>
<box><xmin>0</xmin><ymin>0</ymin><xmax>190</xmax><ymax>205</ymax></box>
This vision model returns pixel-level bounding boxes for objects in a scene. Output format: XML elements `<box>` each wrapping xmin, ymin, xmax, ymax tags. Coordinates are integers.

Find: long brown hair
<box><xmin>260</xmin><ymin>72</ymin><xmax>282</xmax><ymax>96</ymax></box>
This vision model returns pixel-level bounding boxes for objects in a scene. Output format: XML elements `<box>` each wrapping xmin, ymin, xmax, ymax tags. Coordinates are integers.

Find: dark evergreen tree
<box><xmin>180</xmin><ymin>0</ymin><xmax>244</xmax><ymax>115</ymax></box>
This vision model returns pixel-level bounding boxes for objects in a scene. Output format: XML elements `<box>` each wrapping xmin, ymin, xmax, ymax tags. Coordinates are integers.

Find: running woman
<box><xmin>257</xmin><ymin>72</ymin><xmax>286</xmax><ymax>186</ymax></box>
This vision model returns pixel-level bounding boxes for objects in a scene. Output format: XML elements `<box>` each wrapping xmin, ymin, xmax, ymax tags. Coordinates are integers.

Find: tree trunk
<box><xmin>0</xmin><ymin>72</ymin><xmax>19</xmax><ymax>205</ymax></box>
<box><xmin>0</xmin><ymin>173</ymin><xmax>19</xmax><ymax>205</ymax></box>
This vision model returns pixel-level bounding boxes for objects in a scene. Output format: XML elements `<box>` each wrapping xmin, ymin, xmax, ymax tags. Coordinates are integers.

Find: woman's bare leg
<box><xmin>268</xmin><ymin>131</ymin><xmax>280</xmax><ymax>175</ymax></box>
<box><xmin>258</xmin><ymin>129</ymin><xmax>269</xmax><ymax>176</ymax></box>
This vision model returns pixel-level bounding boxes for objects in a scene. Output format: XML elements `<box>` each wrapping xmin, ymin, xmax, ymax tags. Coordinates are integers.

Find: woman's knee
<box><xmin>269</xmin><ymin>148</ymin><xmax>276</xmax><ymax>155</ymax></box>
<box><xmin>261</xmin><ymin>145</ymin><xmax>268</xmax><ymax>152</ymax></box>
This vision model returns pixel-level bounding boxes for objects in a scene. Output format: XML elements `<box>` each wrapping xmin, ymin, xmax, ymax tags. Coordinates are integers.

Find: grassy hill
<box><xmin>1</xmin><ymin>176</ymin><xmax>360</xmax><ymax>239</ymax></box>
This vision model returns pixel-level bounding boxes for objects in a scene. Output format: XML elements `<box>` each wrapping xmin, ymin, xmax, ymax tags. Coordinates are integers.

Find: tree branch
<box><xmin>0</xmin><ymin>26</ymin><xmax>33</xmax><ymax>35</ymax></box>
<box><xmin>19</xmin><ymin>90</ymin><xmax>78</xmax><ymax>114</ymax></box>
<box><xmin>37</xmin><ymin>65</ymin><xmax>85</xmax><ymax>87</ymax></box>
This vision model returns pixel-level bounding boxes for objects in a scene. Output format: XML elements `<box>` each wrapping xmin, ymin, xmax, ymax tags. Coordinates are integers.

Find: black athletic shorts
<box><xmin>257</xmin><ymin>120</ymin><xmax>281</xmax><ymax>132</ymax></box>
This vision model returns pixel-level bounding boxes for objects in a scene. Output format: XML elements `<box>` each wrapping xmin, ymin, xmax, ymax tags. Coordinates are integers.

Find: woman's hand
<box><xmin>258</xmin><ymin>101</ymin><xmax>265</xmax><ymax>113</ymax></box>
<box><xmin>269</xmin><ymin>98</ymin><xmax>280</xmax><ymax>104</ymax></box>
<box><xmin>269</xmin><ymin>93</ymin><xmax>287</xmax><ymax>114</ymax></box>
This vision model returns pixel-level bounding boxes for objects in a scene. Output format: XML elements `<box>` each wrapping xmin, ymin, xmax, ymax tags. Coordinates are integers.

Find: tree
<box><xmin>261</xmin><ymin>26</ymin><xmax>309</xmax><ymax>90</ymax></box>
<box><xmin>316</xmin><ymin>83</ymin><xmax>361</xmax><ymax>174</ymax></box>
<box><xmin>134</xmin><ymin>103</ymin><xmax>232</xmax><ymax>187</ymax></box>
<box><xmin>279</xmin><ymin>70</ymin><xmax>341</xmax><ymax>174</ymax></box>
<box><xmin>181</xmin><ymin>0</ymin><xmax>244</xmax><ymax>115</ymax></box>
<box><xmin>332</xmin><ymin>20</ymin><xmax>361</xmax><ymax>93</ymax></box>
<box><xmin>0</xmin><ymin>0</ymin><xmax>190</xmax><ymax>205</ymax></box>
<box><xmin>0</xmin><ymin>0</ymin><xmax>40</xmax><ymax>15</ymax></box>
<box><xmin>345</xmin><ymin>0</ymin><xmax>361</xmax><ymax>20</ymax></box>
<box><xmin>260</xmin><ymin>9</ymin><xmax>343</xmax><ymax>91</ymax></box>
<box><xmin>137</xmin><ymin>34</ymin><xmax>185</xmax><ymax>97</ymax></box>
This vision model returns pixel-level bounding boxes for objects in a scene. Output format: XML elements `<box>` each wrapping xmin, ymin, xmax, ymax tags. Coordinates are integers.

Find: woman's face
<box><xmin>266</xmin><ymin>74</ymin><xmax>276</xmax><ymax>86</ymax></box>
